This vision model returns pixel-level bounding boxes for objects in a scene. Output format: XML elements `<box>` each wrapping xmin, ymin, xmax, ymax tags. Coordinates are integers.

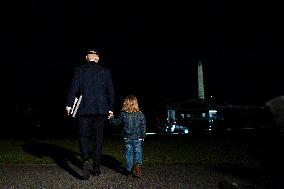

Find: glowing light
<box><xmin>171</xmin><ymin>125</ymin><xmax>175</xmax><ymax>132</ymax></box>
<box><xmin>146</xmin><ymin>133</ymin><xmax>157</xmax><ymax>135</ymax></box>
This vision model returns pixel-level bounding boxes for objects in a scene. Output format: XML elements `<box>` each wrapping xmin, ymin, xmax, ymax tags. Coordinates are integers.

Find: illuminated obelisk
<box><xmin>197</xmin><ymin>60</ymin><xmax>205</xmax><ymax>99</ymax></box>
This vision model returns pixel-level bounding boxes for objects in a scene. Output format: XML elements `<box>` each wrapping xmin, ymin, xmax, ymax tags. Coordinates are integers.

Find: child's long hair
<box><xmin>121</xmin><ymin>95</ymin><xmax>140</xmax><ymax>113</ymax></box>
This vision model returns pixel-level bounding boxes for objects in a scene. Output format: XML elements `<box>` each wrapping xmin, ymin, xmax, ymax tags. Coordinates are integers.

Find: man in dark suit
<box><xmin>66</xmin><ymin>49</ymin><xmax>115</xmax><ymax>180</ymax></box>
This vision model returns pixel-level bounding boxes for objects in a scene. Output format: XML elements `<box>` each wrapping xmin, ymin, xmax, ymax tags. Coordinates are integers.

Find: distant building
<box><xmin>148</xmin><ymin>60</ymin><xmax>274</xmax><ymax>134</ymax></box>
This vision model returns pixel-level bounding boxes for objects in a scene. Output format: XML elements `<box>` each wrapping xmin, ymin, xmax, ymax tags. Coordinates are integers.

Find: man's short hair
<box><xmin>87</xmin><ymin>49</ymin><xmax>99</xmax><ymax>55</ymax></box>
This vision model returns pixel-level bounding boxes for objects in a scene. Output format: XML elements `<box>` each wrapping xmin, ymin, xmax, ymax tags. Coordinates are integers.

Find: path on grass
<box><xmin>0</xmin><ymin>163</ymin><xmax>274</xmax><ymax>189</ymax></box>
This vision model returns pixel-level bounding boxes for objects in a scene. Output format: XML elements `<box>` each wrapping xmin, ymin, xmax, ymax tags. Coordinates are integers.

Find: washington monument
<box><xmin>197</xmin><ymin>60</ymin><xmax>205</xmax><ymax>99</ymax></box>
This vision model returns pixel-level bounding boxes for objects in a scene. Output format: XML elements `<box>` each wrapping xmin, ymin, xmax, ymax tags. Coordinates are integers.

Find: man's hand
<box><xmin>66</xmin><ymin>106</ymin><xmax>72</xmax><ymax>116</ymax></box>
<box><xmin>108</xmin><ymin>111</ymin><xmax>114</xmax><ymax>119</ymax></box>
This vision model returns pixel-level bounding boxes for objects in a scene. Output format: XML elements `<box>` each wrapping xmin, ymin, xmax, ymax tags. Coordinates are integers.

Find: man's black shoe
<box><xmin>93</xmin><ymin>169</ymin><xmax>101</xmax><ymax>176</ymax></box>
<box><xmin>126</xmin><ymin>170</ymin><xmax>132</xmax><ymax>178</ymax></box>
<box><xmin>82</xmin><ymin>161</ymin><xmax>91</xmax><ymax>180</ymax></box>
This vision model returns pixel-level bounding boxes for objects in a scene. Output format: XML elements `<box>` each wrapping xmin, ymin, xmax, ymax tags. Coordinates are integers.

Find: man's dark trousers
<box><xmin>78</xmin><ymin>115</ymin><xmax>106</xmax><ymax>171</ymax></box>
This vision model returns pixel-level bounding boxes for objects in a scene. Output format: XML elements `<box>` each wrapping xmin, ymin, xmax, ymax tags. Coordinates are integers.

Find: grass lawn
<box><xmin>0</xmin><ymin>133</ymin><xmax>264</xmax><ymax>170</ymax></box>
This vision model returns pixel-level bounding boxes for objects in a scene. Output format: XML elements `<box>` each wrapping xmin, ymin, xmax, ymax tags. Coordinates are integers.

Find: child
<box><xmin>109</xmin><ymin>95</ymin><xmax>146</xmax><ymax>177</ymax></box>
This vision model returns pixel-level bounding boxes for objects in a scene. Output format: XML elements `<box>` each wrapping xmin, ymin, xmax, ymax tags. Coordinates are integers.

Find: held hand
<box><xmin>108</xmin><ymin>111</ymin><xmax>114</xmax><ymax>119</ymax></box>
<box><xmin>66</xmin><ymin>106</ymin><xmax>72</xmax><ymax>116</ymax></box>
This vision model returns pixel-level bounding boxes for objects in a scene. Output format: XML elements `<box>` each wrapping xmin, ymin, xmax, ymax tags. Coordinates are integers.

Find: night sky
<box><xmin>9</xmin><ymin>0</ymin><xmax>284</xmax><ymax>114</ymax></box>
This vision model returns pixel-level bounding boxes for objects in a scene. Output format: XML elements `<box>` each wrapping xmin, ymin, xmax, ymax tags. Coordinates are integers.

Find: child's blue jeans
<box><xmin>124</xmin><ymin>139</ymin><xmax>142</xmax><ymax>172</ymax></box>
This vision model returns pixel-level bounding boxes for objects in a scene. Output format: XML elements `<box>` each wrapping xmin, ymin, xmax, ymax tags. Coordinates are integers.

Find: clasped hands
<box><xmin>108</xmin><ymin>111</ymin><xmax>114</xmax><ymax>119</ymax></box>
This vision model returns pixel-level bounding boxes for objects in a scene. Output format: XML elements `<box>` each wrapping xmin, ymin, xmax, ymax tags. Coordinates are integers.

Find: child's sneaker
<box><xmin>133</xmin><ymin>164</ymin><xmax>142</xmax><ymax>178</ymax></box>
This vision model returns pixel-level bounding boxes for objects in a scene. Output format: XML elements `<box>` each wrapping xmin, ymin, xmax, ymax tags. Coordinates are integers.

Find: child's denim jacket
<box><xmin>110</xmin><ymin>111</ymin><xmax>146</xmax><ymax>140</ymax></box>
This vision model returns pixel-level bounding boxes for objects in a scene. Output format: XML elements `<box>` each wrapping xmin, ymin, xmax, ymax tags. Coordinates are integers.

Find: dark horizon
<box><xmin>14</xmin><ymin>57</ymin><xmax>283</xmax><ymax>110</ymax></box>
